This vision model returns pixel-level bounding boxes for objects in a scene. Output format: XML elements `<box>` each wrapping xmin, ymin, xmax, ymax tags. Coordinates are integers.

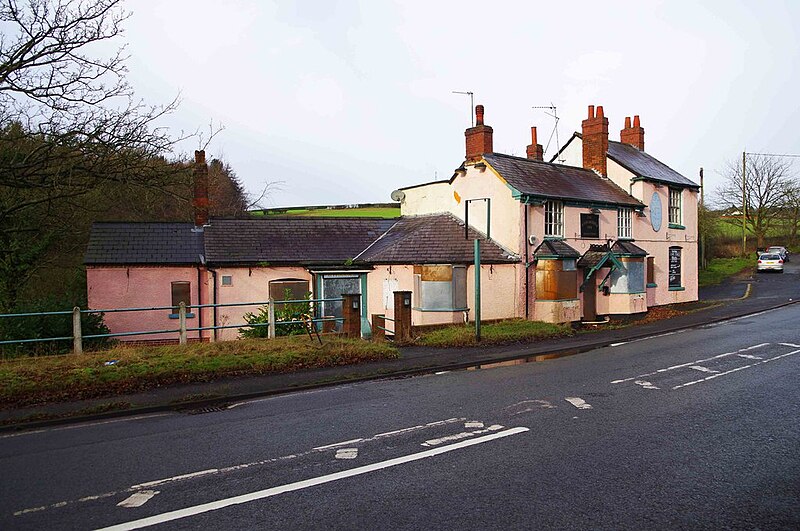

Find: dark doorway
<box><xmin>582</xmin><ymin>270</ymin><xmax>597</xmax><ymax>321</ymax></box>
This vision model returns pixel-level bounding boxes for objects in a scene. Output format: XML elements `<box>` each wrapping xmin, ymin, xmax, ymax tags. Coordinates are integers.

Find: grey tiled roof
<box><xmin>577</xmin><ymin>244</ymin><xmax>610</xmax><ymax>269</ymax></box>
<box><xmin>85</xmin><ymin>223</ymin><xmax>204</xmax><ymax>265</ymax></box>
<box><xmin>483</xmin><ymin>153</ymin><xmax>642</xmax><ymax>207</ymax></box>
<box><xmin>612</xmin><ymin>240</ymin><xmax>647</xmax><ymax>256</ymax></box>
<box><xmin>608</xmin><ymin>141</ymin><xmax>699</xmax><ymax>189</ymax></box>
<box><xmin>533</xmin><ymin>239</ymin><xmax>580</xmax><ymax>259</ymax></box>
<box><xmin>356</xmin><ymin>213</ymin><xmax>517</xmax><ymax>264</ymax></box>
<box><xmin>204</xmin><ymin>218</ymin><xmax>396</xmax><ymax>264</ymax></box>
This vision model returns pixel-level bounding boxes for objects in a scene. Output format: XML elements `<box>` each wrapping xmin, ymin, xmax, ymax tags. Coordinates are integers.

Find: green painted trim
<box><xmin>412</xmin><ymin>307</ymin><xmax>469</xmax><ymax>312</ymax></box>
<box><xmin>543</xmin><ymin>236</ymin><xmax>565</xmax><ymax>241</ymax></box>
<box><xmin>646</xmin><ymin>282</ymin><xmax>658</xmax><ymax>288</ymax></box>
<box><xmin>169</xmin><ymin>313</ymin><xmax>196</xmax><ymax>319</ymax></box>
<box><xmin>669</xmin><ymin>286</ymin><xmax>685</xmax><ymax>291</ymax></box>
<box><xmin>668</xmin><ymin>223</ymin><xmax>686</xmax><ymax>230</ymax></box>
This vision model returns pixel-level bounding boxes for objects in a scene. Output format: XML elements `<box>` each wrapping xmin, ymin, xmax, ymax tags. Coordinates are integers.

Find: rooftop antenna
<box><xmin>452</xmin><ymin>91</ymin><xmax>475</xmax><ymax>127</ymax></box>
<box><xmin>532</xmin><ymin>103</ymin><xmax>563</xmax><ymax>163</ymax></box>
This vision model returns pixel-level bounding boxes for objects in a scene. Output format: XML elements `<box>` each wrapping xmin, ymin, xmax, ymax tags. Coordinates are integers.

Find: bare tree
<box><xmin>713</xmin><ymin>154</ymin><xmax>795</xmax><ymax>250</ymax></box>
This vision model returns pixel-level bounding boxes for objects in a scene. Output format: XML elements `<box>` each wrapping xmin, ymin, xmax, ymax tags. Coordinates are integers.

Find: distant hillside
<box><xmin>251</xmin><ymin>203</ymin><xmax>401</xmax><ymax>219</ymax></box>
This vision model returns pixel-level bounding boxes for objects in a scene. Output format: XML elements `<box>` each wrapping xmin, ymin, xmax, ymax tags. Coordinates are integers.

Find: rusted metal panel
<box><xmin>535</xmin><ymin>261</ymin><xmax>578</xmax><ymax>300</ymax></box>
<box><xmin>414</xmin><ymin>265</ymin><xmax>452</xmax><ymax>281</ymax></box>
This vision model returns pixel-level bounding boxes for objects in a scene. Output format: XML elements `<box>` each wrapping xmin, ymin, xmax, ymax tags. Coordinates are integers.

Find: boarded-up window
<box><xmin>535</xmin><ymin>260</ymin><xmax>578</xmax><ymax>300</ymax></box>
<box><xmin>269</xmin><ymin>279</ymin><xmax>310</xmax><ymax>302</ymax></box>
<box><xmin>413</xmin><ymin>265</ymin><xmax>467</xmax><ymax>310</ymax></box>
<box><xmin>382</xmin><ymin>278</ymin><xmax>399</xmax><ymax>310</ymax></box>
<box><xmin>647</xmin><ymin>256</ymin><xmax>655</xmax><ymax>285</ymax></box>
<box><xmin>171</xmin><ymin>281</ymin><xmax>191</xmax><ymax>313</ymax></box>
<box><xmin>610</xmin><ymin>258</ymin><xmax>645</xmax><ymax>293</ymax></box>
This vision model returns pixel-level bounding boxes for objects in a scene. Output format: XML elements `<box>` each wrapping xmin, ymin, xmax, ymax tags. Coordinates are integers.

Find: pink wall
<box><xmin>87</xmin><ymin>266</ymin><xmax>210</xmax><ymax>342</ymax></box>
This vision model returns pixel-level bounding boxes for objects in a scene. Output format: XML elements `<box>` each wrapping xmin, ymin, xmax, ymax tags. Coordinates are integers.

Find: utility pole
<box><xmin>699</xmin><ymin>167</ymin><xmax>705</xmax><ymax>269</ymax></box>
<box><xmin>741</xmin><ymin>151</ymin><xmax>747</xmax><ymax>257</ymax></box>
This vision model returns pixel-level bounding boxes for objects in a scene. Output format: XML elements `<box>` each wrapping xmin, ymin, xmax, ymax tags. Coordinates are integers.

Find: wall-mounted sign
<box><xmin>580</xmin><ymin>213</ymin><xmax>600</xmax><ymax>239</ymax></box>
<box><xmin>669</xmin><ymin>247</ymin><xmax>682</xmax><ymax>288</ymax></box>
<box><xmin>650</xmin><ymin>192</ymin><xmax>662</xmax><ymax>232</ymax></box>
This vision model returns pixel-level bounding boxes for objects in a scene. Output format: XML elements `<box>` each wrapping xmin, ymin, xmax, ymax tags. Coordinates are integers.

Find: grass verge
<box><xmin>417</xmin><ymin>319</ymin><xmax>574</xmax><ymax>348</ymax></box>
<box><xmin>0</xmin><ymin>337</ymin><xmax>398</xmax><ymax>408</ymax></box>
<box><xmin>699</xmin><ymin>257</ymin><xmax>753</xmax><ymax>287</ymax></box>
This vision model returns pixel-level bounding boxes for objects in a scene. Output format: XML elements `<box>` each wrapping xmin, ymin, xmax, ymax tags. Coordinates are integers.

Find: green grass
<box><xmin>698</xmin><ymin>257</ymin><xmax>753</xmax><ymax>287</ymax></box>
<box><xmin>417</xmin><ymin>319</ymin><xmax>574</xmax><ymax>348</ymax></box>
<box><xmin>251</xmin><ymin>207</ymin><xmax>401</xmax><ymax>219</ymax></box>
<box><xmin>0</xmin><ymin>337</ymin><xmax>398</xmax><ymax>407</ymax></box>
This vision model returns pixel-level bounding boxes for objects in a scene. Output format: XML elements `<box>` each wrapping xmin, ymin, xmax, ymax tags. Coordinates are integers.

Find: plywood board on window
<box><xmin>413</xmin><ymin>265</ymin><xmax>452</xmax><ymax>281</ymax></box>
<box><xmin>535</xmin><ymin>269</ymin><xmax>578</xmax><ymax>301</ymax></box>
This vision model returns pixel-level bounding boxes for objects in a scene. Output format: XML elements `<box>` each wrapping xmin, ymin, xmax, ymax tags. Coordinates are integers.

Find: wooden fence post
<box><xmin>179</xmin><ymin>302</ymin><xmax>187</xmax><ymax>345</ymax></box>
<box><xmin>72</xmin><ymin>306</ymin><xmax>83</xmax><ymax>355</ymax></box>
<box><xmin>268</xmin><ymin>298</ymin><xmax>276</xmax><ymax>339</ymax></box>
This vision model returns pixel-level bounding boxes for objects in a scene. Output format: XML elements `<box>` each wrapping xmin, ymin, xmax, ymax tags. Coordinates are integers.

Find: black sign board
<box><xmin>580</xmin><ymin>213</ymin><xmax>600</xmax><ymax>239</ymax></box>
<box><xmin>669</xmin><ymin>247</ymin><xmax>682</xmax><ymax>288</ymax></box>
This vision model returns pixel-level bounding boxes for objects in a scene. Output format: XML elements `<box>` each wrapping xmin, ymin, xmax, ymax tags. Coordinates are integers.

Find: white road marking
<box><xmin>334</xmin><ymin>448</ymin><xmax>358</xmax><ymax>460</ymax></box>
<box><xmin>95</xmin><ymin>427</ymin><xmax>530</xmax><ymax>531</ymax></box>
<box><xmin>737</xmin><ymin>354</ymin><xmax>762</xmax><ymax>360</ymax></box>
<box><xmin>13</xmin><ymin>417</ymin><xmax>467</xmax><ymax>517</ymax></box>
<box><xmin>610</xmin><ymin>342</ymin><xmax>628</xmax><ymax>347</ymax></box>
<box><xmin>565</xmin><ymin>397</ymin><xmax>592</xmax><ymax>410</ymax></box>
<box><xmin>504</xmin><ymin>400</ymin><xmax>556</xmax><ymax>415</ymax></box>
<box><xmin>634</xmin><ymin>380</ymin><xmax>659</xmax><ymax>390</ymax></box>
<box><xmin>434</xmin><ymin>371</ymin><xmax>450</xmax><ymax>375</ymax></box>
<box><xmin>464</xmin><ymin>421</ymin><xmax>484</xmax><ymax>428</ymax></box>
<box><xmin>780</xmin><ymin>343</ymin><xmax>800</xmax><ymax>348</ymax></box>
<box><xmin>421</xmin><ymin>425</ymin><xmax>504</xmax><ymax>447</ymax></box>
<box><xmin>313</xmin><ymin>438</ymin><xmax>363</xmax><ymax>451</ymax></box>
<box><xmin>689</xmin><ymin>366</ymin><xmax>718</xmax><ymax>373</ymax></box>
<box><xmin>117</xmin><ymin>491</ymin><xmax>159</xmax><ymax>508</ymax></box>
<box><xmin>673</xmin><ymin>349</ymin><xmax>800</xmax><ymax>390</ymax></box>
<box><xmin>611</xmin><ymin>343</ymin><xmax>770</xmax><ymax>384</ymax></box>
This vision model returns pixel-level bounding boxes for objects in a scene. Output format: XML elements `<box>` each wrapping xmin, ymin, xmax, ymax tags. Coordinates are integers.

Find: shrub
<box><xmin>240</xmin><ymin>290</ymin><xmax>312</xmax><ymax>338</ymax></box>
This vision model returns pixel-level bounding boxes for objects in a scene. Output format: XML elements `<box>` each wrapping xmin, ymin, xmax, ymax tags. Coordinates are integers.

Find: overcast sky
<box><xmin>123</xmin><ymin>0</ymin><xmax>799</xmax><ymax>208</ymax></box>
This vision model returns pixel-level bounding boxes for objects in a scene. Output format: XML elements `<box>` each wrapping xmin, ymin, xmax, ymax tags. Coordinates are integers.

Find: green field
<box><xmin>251</xmin><ymin>206</ymin><xmax>401</xmax><ymax>219</ymax></box>
<box><xmin>698</xmin><ymin>257</ymin><xmax>752</xmax><ymax>287</ymax></box>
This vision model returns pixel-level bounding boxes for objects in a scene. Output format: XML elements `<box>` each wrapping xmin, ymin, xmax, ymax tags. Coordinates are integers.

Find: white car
<box><xmin>757</xmin><ymin>253</ymin><xmax>784</xmax><ymax>273</ymax></box>
<box><xmin>765</xmin><ymin>246</ymin><xmax>789</xmax><ymax>262</ymax></box>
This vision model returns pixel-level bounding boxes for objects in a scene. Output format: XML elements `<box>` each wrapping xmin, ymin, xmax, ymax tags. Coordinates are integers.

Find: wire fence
<box><xmin>0</xmin><ymin>297</ymin><xmax>347</xmax><ymax>358</ymax></box>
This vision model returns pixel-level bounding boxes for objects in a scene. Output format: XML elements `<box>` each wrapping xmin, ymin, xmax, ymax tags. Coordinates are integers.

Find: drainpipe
<box><xmin>208</xmin><ymin>267</ymin><xmax>218</xmax><ymax>341</ymax></box>
<box><xmin>524</xmin><ymin>201</ymin><xmax>530</xmax><ymax>320</ymax></box>
<box><xmin>196</xmin><ymin>264</ymin><xmax>203</xmax><ymax>341</ymax></box>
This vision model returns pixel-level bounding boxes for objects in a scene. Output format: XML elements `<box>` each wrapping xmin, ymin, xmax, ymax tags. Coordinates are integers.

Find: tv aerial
<box><xmin>532</xmin><ymin>103</ymin><xmax>563</xmax><ymax>163</ymax></box>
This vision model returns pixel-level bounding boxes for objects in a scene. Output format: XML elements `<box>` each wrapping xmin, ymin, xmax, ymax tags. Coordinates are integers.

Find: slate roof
<box><xmin>577</xmin><ymin>244</ymin><xmax>610</xmax><ymax>269</ymax></box>
<box><xmin>85</xmin><ymin>223</ymin><xmax>204</xmax><ymax>265</ymax></box>
<box><xmin>611</xmin><ymin>240</ymin><xmax>648</xmax><ymax>256</ymax></box>
<box><xmin>607</xmin><ymin>141</ymin><xmax>699</xmax><ymax>189</ymax></box>
<box><xmin>533</xmin><ymin>239</ymin><xmax>580</xmax><ymax>259</ymax></box>
<box><xmin>483</xmin><ymin>153</ymin><xmax>642</xmax><ymax>208</ymax></box>
<box><xmin>355</xmin><ymin>213</ymin><xmax>517</xmax><ymax>264</ymax></box>
<box><xmin>203</xmin><ymin>218</ymin><xmax>396</xmax><ymax>264</ymax></box>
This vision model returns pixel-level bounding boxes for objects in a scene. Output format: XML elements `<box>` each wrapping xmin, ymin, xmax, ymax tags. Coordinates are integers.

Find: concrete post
<box><xmin>393</xmin><ymin>291</ymin><xmax>412</xmax><ymax>342</ymax></box>
<box><xmin>371</xmin><ymin>314</ymin><xmax>386</xmax><ymax>340</ymax></box>
<box><xmin>268</xmin><ymin>298</ymin><xmax>276</xmax><ymax>339</ymax></box>
<box><xmin>72</xmin><ymin>307</ymin><xmax>83</xmax><ymax>355</ymax></box>
<box><xmin>179</xmin><ymin>302</ymin><xmax>187</xmax><ymax>345</ymax></box>
<box><xmin>341</xmin><ymin>294</ymin><xmax>362</xmax><ymax>339</ymax></box>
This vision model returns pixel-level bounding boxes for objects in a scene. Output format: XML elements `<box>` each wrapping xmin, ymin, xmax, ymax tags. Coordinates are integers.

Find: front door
<box><xmin>319</xmin><ymin>274</ymin><xmax>362</xmax><ymax>329</ymax></box>
<box><xmin>582</xmin><ymin>270</ymin><xmax>597</xmax><ymax>322</ymax></box>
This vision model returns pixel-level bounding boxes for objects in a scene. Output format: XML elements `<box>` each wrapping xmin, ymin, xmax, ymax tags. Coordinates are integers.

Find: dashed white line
<box><xmin>117</xmin><ymin>491</ymin><xmax>159</xmax><ymax>508</ymax></box>
<box><xmin>780</xmin><ymin>342</ymin><xmax>800</xmax><ymax>348</ymax></box>
<box><xmin>565</xmin><ymin>397</ymin><xmax>592</xmax><ymax>410</ymax></box>
<box><xmin>689</xmin><ymin>366</ymin><xmax>718</xmax><ymax>374</ymax></box>
<box><xmin>634</xmin><ymin>380</ymin><xmax>659</xmax><ymax>390</ymax></box>
<box><xmin>334</xmin><ymin>448</ymin><xmax>358</xmax><ymax>460</ymax></box>
<box><xmin>132</xmin><ymin>470</ymin><xmax>218</xmax><ymax>490</ymax></box>
<box><xmin>464</xmin><ymin>421</ymin><xmax>484</xmax><ymax>429</ymax></box>
<box><xmin>96</xmin><ymin>427</ymin><xmax>530</xmax><ymax>531</ymax></box>
<box><xmin>737</xmin><ymin>354</ymin><xmax>762</xmax><ymax>360</ymax></box>
<box><xmin>313</xmin><ymin>438</ymin><xmax>363</xmax><ymax>451</ymax></box>
<box><xmin>673</xmin><ymin>349</ymin><xmax>800</xmax><ymax>390</ymax></box>
<box><xmin>421</xmin><ymin>425</ymin><xmax>504</xmax><ymax>447</ymax></box>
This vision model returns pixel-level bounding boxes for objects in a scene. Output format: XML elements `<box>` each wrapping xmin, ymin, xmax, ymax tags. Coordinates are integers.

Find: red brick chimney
<box><xmin>193</xmin><ymin>150</ymin><xmax>209</xmax><ymax>227</ymax></box>
<box><xmin>526</xmin><ymin>126</ymin><xmax>544</xmax><ymax>161</ymax></box>
<box><xmin>582</xmin><ymin>104</ymin><xmax>609</xmax><ymax>176</ymax></box>
<box><xmin>465</xmin><ymin>104</ymin><xmax>493</xmax><ymax>162</ymax></box>
<box><xmin>620</xmin><ymin>115</ymin><xmax>645</xmax><ymax>151</ymax></box>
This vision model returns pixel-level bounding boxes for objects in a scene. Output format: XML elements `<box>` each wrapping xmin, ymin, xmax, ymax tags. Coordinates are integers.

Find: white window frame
<box><xmin>617</xmin><ymin>207</ymin><xmax>632</xmax><ymax>239</ymax></box>
<box><xmin>544</xmin><ymin>200</ymin><xmax>564</xmax><ymax>238</ymax></box>
<box><xmin>669</xmin><ymin>188</ymin><xmax>682</xmax><ymax>225</ymax></box>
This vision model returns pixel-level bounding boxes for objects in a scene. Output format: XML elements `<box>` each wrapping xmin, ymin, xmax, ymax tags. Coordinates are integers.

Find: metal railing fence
<box><xmin>0</xmin><ymin>297</ymin><xmax>345</xmax><ymax>357</ymax></box>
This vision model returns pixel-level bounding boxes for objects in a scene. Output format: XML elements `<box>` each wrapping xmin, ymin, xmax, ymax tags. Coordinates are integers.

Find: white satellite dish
<box><xmin>528</xmin><ymin>235</ymin><xmax>537</xmax><ymax>246</ymax></box>
<box><xmin>390</xmin><ymin>190</ymin><xmax>406</xmax><ymax>202</ymax></box>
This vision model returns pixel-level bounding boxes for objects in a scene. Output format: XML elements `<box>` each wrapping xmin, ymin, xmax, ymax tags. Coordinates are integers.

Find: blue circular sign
<box><xmin>650</xmin><ymin>192</ymin><xmax>662</xmax><ymax>232</ymax></box>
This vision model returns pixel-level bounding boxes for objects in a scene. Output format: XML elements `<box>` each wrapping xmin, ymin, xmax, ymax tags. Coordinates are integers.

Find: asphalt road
<box><xmin>2</xmin><ymin>276</ymin><xmax>799</xmax><ymax>530</ymax></box>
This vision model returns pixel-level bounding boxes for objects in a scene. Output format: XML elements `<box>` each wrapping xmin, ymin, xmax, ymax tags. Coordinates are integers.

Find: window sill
<box><xmin>168</xmin><ymin>313</ymin><xmax>196</xmax><ymax>319</ymax></box>
<box><xmin>668</xmin><ymin>286</ymin><xmax>685</xmax><ymax>291</ymax></box>
<box><xmin>617</xmin><ymin>237</ymin><xmax>634</xmax><ymax>241</ymax></box>
<box><xmin>412</xmin><ymin>307</ymin><xmax>469</xmax><ymax>313</ymax></box>
<box><xmin>668</xmin><ymin>223</ymin><xmax>685</xmax><ymax>230</ymax></box>
<box><xmin>646</xmin><ymin>283</ymin><xmax>658</xmax><ymax>288</ymax></box>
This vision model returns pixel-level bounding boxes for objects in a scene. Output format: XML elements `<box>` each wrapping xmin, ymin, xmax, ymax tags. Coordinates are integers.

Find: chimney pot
<box><xmin>531</xmin><ymin>126</ymin><xmax>538</xmax><ymax>146</ymax></box>
<box><xmin>526</xmin><ymin>126</ymin><xmax>544</xmax><ymax>161</ymax></box>
<box><xmin>620</xmin><ymin>114</ymin><xmax>645</xmax><ymax>151</ymax></box>
<box><xmin>475</xmin><ymin>104</ymin><xmax>485</xmax><ymax>126</ymax></box>
<box><xmin>596</xmin><ymin>106</ymin><xmax>604</xmax><ymax>118</ymax></box>
<box><xmin>464</xmin><ymin>104</ymin><xmax>493</xmax><ymax>162</ymax></box>
<box><xmin>588</xmin><ymin>105</ymin><xmax>595</xmax><ymax>118</ymax></box>
<box><xmin>633</xmin><ymin>115</ymin><xmax>640</xmax><ymax>127</ymax></box>
<box><xmin>625</xmin><ymin>116</ymin><xmax>631</xmax><ymax>128</ymax></box>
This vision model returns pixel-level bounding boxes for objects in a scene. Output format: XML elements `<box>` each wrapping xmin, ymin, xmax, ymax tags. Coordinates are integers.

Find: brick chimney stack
<box><xmin>620</xmin><ymin>114</ymin><xmax>645</xmax><ymax>151</ymax></box>
<box><xmin>582</xmin><ymin>104</ymin><xmax>609</xmax><ymax>176</ymax></box>
<box><xmin>526</xmin><ymin>126</ymin><xmax>544</xmax><ymax>161</ymax></box>
<box><xmin>465</xmin><ymin>104</ymin><xmax>493</xmax><ymax>162</ymax></box>
<box><xmin>193</xmin><ymin>150</ymin><xmax>209</xmax><ymax>227</ymax></box>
